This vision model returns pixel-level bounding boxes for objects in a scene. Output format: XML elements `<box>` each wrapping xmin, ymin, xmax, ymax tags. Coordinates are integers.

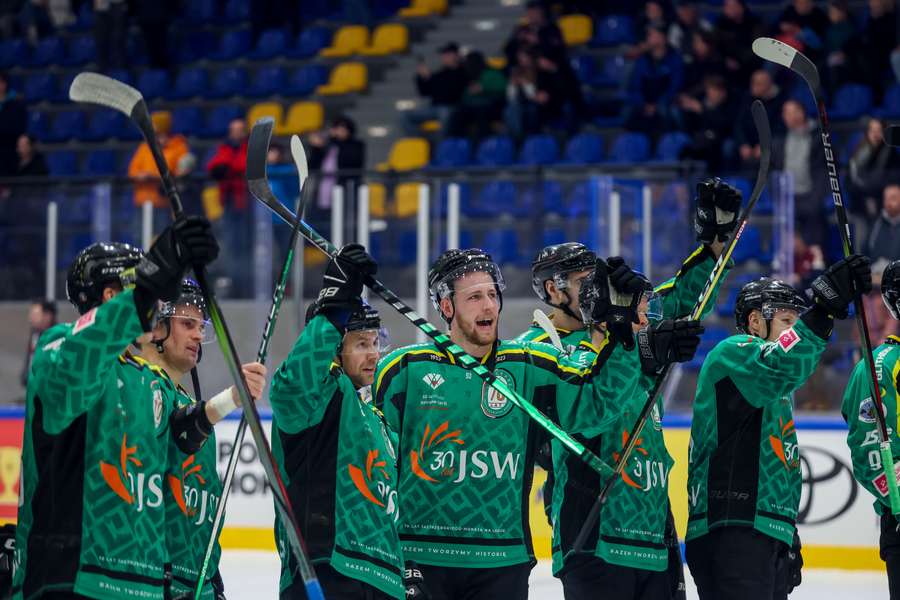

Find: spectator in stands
<box><xmin>624</xmin><ymin>0</ymin><xmax>669</xmax><ymax>60</ymax></box>
<box><xmin>128</xmin><ymin>111</ymin><xmax>190</xmax><ymax>210</ymax></box>
<box><xmin>713</xmin><ymin>0</ymin><xmax>764</xmax><ymax>84</ymax></box>
<box><xmin>308</xmin><ymin>115</ymin><xmax>365</xmax><ymax>211</ymax></box>
<box><xmin>623</xmin><ymin>23</ymin><xmax>683</xmax><ymax>134</ymax></box>
<box><xmin>863</xmin><ymin>182</ymin><xmax>900</xmax><ymax>342</ymax></box>
<box><xmin>668</xmin><ymin>1</ymin><xmax>712</xmax><ymax>60</ymax></box>
<box><xmin>134</xmin><ymin>0</ymin><xmax>172</xmax><ymax>70</ymax></box>
<box><xmin>853</xmin><ymin>0</ymin><xmax>896</xmax><ymax>96</ymax></box>
<box><xmin>448</xmin><ymin>51</ymin><xmax>506</xmax><ymax>139</ymax></box>
<box><xmin>17</xmin><ymin>0</ymin><xmax>53</xmax><ymax>44</ymax></box>
<box><xmin>734</xmin><ymin>69</ymin><xmax>787</xmax><ymax>169</ymax></box>
<box><xmin>823</xmin><ymin>0</ymin><xmax>856</xmax><ymax>93</ymax></box>
<box><xmin>208</xmin><ymin>117</ymin><xmax>249</xmax><ymax>212</ymax></box>
<box><xmin>849</xmin><ymin>117</ymin><xmax>900</xmax><ymax>241</ymax></box>
<box><xmin>681</xmin><ymin>30</ymin><xmax>726</xmax><ymax>98</ymax></box>
<box><xmin>504</xmin><ymin>1</ymin><xmax>566</xmax><ymax>70</ymax></box>
<box><xmin>94</xmin><ymin>0</ymin><xmax>127</xmax><ymax>72</ymax></box>
<box><xmin>677</xmin><ymin>75</ymin><xmax>734</xmax><ymax>171</ymax></box>
<box><xmin>265</xmin><ymin>142</ymin><xmax>300</xmax><ymax>276</ymax></box>
<box><xmin>773</xmin><ymin>99</ymin><xmax>827</xmax><ymax>251</ymax></box>
<box><xmin>404</xmin><ymin>42</ymin><xmax>467</xmax><ymax>135</ymax></box>
<box><xmin>777</xmin><ymin>0</ymin><xmax>829</xmax><ymax>50</ymax></box>
<box><xmin>20</xmin><ymin>298</ymin><xmax>56</xmax><ymax>388</ymax></box>
<box><xmin>14</xmin><ymin>134</ymin><xmax>47</xmax><ymax>177</ymax></box>
<box><xmin>504</xmin><ymin>47</ymin><xmax>566</xmax><ymax>141</ymax></box>
<box><xmin>0</xmin><ymin>72</ymin><xmax>27</xmax><ymax>178</ymax></box>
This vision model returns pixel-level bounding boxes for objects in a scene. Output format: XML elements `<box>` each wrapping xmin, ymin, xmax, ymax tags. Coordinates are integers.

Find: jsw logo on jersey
<box><xmin>409</xmin><ymin>420</ymin><xmax>521</xmax><ymax>483</ymax></box>
<box><xmin>168</xmin><ymin>454</ymin><xmax>220</xmax><ymax>526</ymax></box>
<box><xmin>348</xmin><ymin>449</ymin><xmax>399</xmax><ymax>523</ymax></box>
<box><xmin>100</xmin><ymin>433</ymin><xmax>164</xmax><ymax>513</ymax></box>
<box><xmin>613</xmin><ymin>429</ymin><xmax>668</xmax><ymax>492</ymax></box>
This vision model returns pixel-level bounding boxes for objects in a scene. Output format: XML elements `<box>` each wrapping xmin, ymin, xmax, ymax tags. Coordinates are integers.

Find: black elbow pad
<box><xmin>170</xmin><ymin>401</ymin><xmax>214</xmax><ymax>455</ymax></box>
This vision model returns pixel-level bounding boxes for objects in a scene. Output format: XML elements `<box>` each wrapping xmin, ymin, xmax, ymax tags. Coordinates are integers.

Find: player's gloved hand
<box><xmin>607</xmin><ymin>256</ymin><xmax>651</xmax><ymax>296</ymax></box>
<box><xmin>315</xmin><ymin>244</ymin><xmax>377</xmax><ymax>332</ymax></box>
<box><xmin>786</xmin><ymin>532</ymin><xmax>803</xmax><ymax>593</ymax></box>
<box><xmin>0</xmin><ymin>523</ymin><xmax>14</xmax><ymax>600</ymax></box>
<box><xmin>637</xmin><ymin>319</ymin><xmax>704</xmax><ymax>375</ymax></box>
<box><xmin>404</xmin><ymin>562</ymin><xmax>432</xmax><ymax>599</ymax></box>
<box><xmin>694</xmin><ymin>177</ymin><xmax>742</xmax><ymax>244</ymax></box>
<box><xmin>580</xmin><ymin>258</ymin><xmax>644</xmax><ymax>351</ymax></box>
<box><xmin>132</xmin><ymin>215</ymin><xmax>219</xmax><ymax>331</ymax></box>
<box><xmin>810</xmin><ymin>254</ymin><xmax>872</xmax><ymax>319</ymax></box>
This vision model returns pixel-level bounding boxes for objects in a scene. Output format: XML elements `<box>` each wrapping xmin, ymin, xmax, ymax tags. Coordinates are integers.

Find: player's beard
<box><xmin>458</xmin><ymin>313</ymin><xmax>498</xmax><ymax>348</ymax></box>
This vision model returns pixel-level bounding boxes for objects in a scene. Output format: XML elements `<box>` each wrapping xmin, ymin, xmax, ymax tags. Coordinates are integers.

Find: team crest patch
<box><xmin>152</xmin><ymin>385</ymin><xmax>164</xmax><ymax>428</ymax></box>
<box><xmin>482</xmin><ymin>369</ymin><xmax>516</xmax><ymax>418</ymax></box>
<box><xmin>858</xmin><ymin>397</ymin><xmax>878</xmax><ymax>424</ymax></box>
<box><xmin>423</xmin><ymin>373</ymin><xmax>445</xmax><ymax>390</ymax></box>
<box><xmin>72</xmin><ymin>308</ymin><xmax>97</xmax><ymax>335</ymax></box>
<box><xmin>777</xmin><ymin>327</ymin><xmax>800</xmax><ymax>353</ymax></box>
<box><xmin>651</xmin><ymin>404</ymin><xmax>663</xmax><ymax>431</ymax></box>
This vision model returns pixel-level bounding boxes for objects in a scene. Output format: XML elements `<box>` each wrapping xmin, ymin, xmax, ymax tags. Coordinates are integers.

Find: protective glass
<box><xmin>158</xmin><ymin>297</ymin><xmax>216</xmax><ymax>345</ymax></box>
<box><xmin>432</xmin><ymin>262</ymin><xmax>506</xmax><ymax>309</ymax></box>
<box><xmin>342</xmin><ymin>327</ymin><xmax>390</xmax><ymax>356</ymax></box>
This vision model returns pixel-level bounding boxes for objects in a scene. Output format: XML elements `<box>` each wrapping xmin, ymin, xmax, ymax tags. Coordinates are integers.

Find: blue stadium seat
<box><xmin>566</xmin><ymin>181</ymin><xmax>593</xmax><ymax>217</ymax></box>
<box><xmin>591</xmin><ymin>15</ymin><xmax>634</xmax><ymax>47</ymax></box>
<box><xmin>431</xmin><ymin>138</ymin><xmax>472</xmax><ymax>168</ymax></box>
<box><xmin>654</xmin><ymin>132</ymin><xmax>691</xmax><ymax>161</ymax></box>
<box><xmin>84</xmin><ymin>110</ymin><xmax>123</xmax><ymax>141</ymax></box>
<box><xmin>61</xmin><ymin>35</ymin><xmax>96</xmax><ymax>66</ymax></box>
<box><xmin>562</xmin><ymin>132</ymin><xmax>604</xmax><ymax>163</ymax></box>
<box><xmin>482</xmin><ymin>229</ymin><xmax>521</xmax><ymax>265</ymax></box>
<box><xmin>289</xmin><ymin>27</ymin><xmax>331</xmax><ymax>59</ymax></box>
<box><xmin>0</xmin><ymin>38</ymin><xmax>29</xmax><ymax>69</ymax></box>
<box><xmin>208</xmin><ymin>67</ymin><xmax>248</xmax><ymax>99</ymax></box>
<box><xmin>173</xmin><ymin>30</ymin><xmax>218</xmax><ymax>63</ymax></box>
<box><xmin>46</xmin><ymin>151</ymin><xmax>79</xmax><ymax>176</ymax></box>
<box><xmin>136</xmin><ymin>69</ymin><xmax>171</xmax><ymax>100</ymax></box>
<box><xmin>520</xmin><ymin>181</ymin><xmax>563</xmax><ymax>215</ymax></box>
<box><xmin>23</xmin><ymin>73</ymin><xmax>56</xmax><ymax>102</ymax></box>
<box><xmin>183</xmin><ymin>0</ymin><xmax>216</xmax><ymax>22</ymax></box>
<box><xmin>542</xmin><ymin>228</ymin><xmax>566</xmax><ymax>247</ymax></box>
<box><xmin>788</xmin><ymin>82</ymin><xmax>818</xmax><ymax>118</ymax></box>
<box><xmin>172</xmin><ymin>106</ymin><xmax>204</xmax><ymax>137</ymax></box>
<box><xmin>107</xmin><ymin>69</ymin><xmax>134</xmax><ymax>87</ymax></box>
<box><xmin>202</xmin><ymin>105</ymin><xmax>243</xmax><ymax>138</ymax></box>
<box><xmin>28</xmin><ymin>36</ymin><xmax>64</xmax><ymax>67</ymax></box>
<box><xmin>170</xmin><ymin>67</ymin><xmax>208</xmax><ymax>100</ymax></box>
<box><xmin>592</xmin><ymin>55</ymin><xmax>627</xmax><ymax>87</ymax></box>
<box><xmin>518</xmin><ymin>134</ymin><xmax>559</xmax><ymax>165</ymax></box>
<box><xmin>53</xmin><ymin>72</ymin><xmax>78</xmax><ymax>102</ymax></box>
<box><xmin>437</xmin><ymin>230</ymin><xmax>474</xmax><ymax>252</ymax></box>
<box><xmin>830</xmin><ymin>83</ymin><xmax>873</xmax><ymax>120</ymax></box>
<box><xmin>571</xmin><ymin>55</ymin><xmax>596</xmax><ymax>85</ymax></box>
<box><xmin>225</xmin><ymin>0</ymin><xmax>251</xmax><ymax>21</ymax></box>
<box><xmin>27</xmin><ymin>111</ymin><xmax>49</xmax><ymax>139</ymax></box>
<box><xmin>608</xmin><ymin>132</ymin><xmax>650</xmax><ymax>163</ymax></box>
<box><xmin>729</xmin><ymin>225</ymin><xmax>765</xmax><ymax>264</ymax></box>
<box><xmin>247</xmin><ymin>66</ymin><xmax>287</xmax><ymax>98</ymax></box>
<box><xmin>70</xmin><ymin>2</ymin><xmax>94</xmax><ymax>31</ymax></box>
<box><xmin>249</xmin><ymin>28</ymin><xmax>290</xmax><ymax>60</ymax></box>
<box><xmin>436</xmin><ymin>183</ymin><xmax>470</xmax><ymax>218</ymax></box>
<box><xmin>210</xmin><ymin>29</ymin><xmax>253</xmax><ymax>61</ymax></box>
<box><xmin>84</xmin><ymin>150</ymin><xmax>118</xmax><ymax>176</ymax></box>
<box><xmin>475</xmin><ymin>136</ymin><xmax>515</xmax><ymax>167</ymax></box>
<box><xmin>471</xmin><ymin>181</ymin><xmax>519</xmax><ymax>217</ymax></box>
<box><xmin>285</xmin><ymin>64</ymin><xmax>329</xmax><ymax>96</ymax></box>
<box><xmin>392</xmin><ymin>230</ymin><xmax>418</xmax><ymax>266</ymax></box>
<box><xmin>877</xmin><ymin>83</ymin><xmax>900</xmax><ymax>119</ymax></box>
<box><xmin>44</xmin><ymin>111</ymin><xmax>88</xmax><ymax>143</ymax></box>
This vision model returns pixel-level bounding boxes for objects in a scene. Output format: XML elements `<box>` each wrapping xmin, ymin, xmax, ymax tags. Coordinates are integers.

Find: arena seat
<box><xmin>210</xmin><ymin>29</ymin><xmax>253</xmax><ymax>61</ymax></box>
<box><xmin>399</xmin><ymin>0</ymin><xmax>447</xmax><ymax>17</ymax></box>
<box><xmin>202</xmin><ymin>105</ymin><xmax>244</xmax><ymax>138</ymax></box>
<box><xmin>246</xmin><ymin>103</ymin><xmax>285</xmax><ymax>132</ymax></box>
<box><xmin>518</xmin><ymin>134</ymin><xmax>559</xmax><ymax>165</ymax></box>
<box><xmin>209</xmin><ymin>67</ymin><xmax>248</xmax><ymax>99</ymax></box>
<box><xmin>289</xmin><ymin>27</ymin><xmax>332</xmax><ymax>59</ymax></box>
<box><xmin>359</xmin><ymin>23</ymin><xmax>409</xmax><ymax>56</ymax></box>
<box><xmin>28</xmin><ymin>36</ymin><xmax>64</xmax><ymax>67</ymax></box>
<box><xmin>285</xmin><ymin>64</ymin><xmax>330</xmax><ymax>97</ymax></box>
<box><xmin>475</xmin><ymin>135</ymin><xmax>514</xmax><ymax>167</ymax></box>
<box><xmin>0</xmin><ymin>38</ymin><xmax>29</xmax><ymax>69</ymax></box>
<box><xmin>562</xmin><ymin>132</ymin><xmax>604</xmax><ymax>164</ymax></box>
<box><xmin>249</xmin><ymin>28</ymin><xmax>290</xmax><ymax>60</ymax></box>
<box><xmin>379</xmin><ymin>138</ymin><xmax>430</xmax><ymax>172</ymax></box>
<box><xmin>44</xmin><ymin>111</ymin><xmax>88</xmax><ymax>143</ymax></box>
<box><xmin>591</xmin><ymin>14</ymin><xmax>634</xmax><ymax>46</ymax></box>
<box><xmin>608</xmin><ymin>132</ymin><xmax>650</xmax><ymax>163</ymax></box>
<box><xmin>84</xmin><ymin>110</ymin><xmax>127</xmax><ymax>141</ymax></box>
<box><xmin>170</xmin><ymin>67</ymin><xmax>209</xmax><ymax>100</ymax></box>
<box><xmin>171</xmin><ymin>106</ymin><xmax>205</xmax><ymax>137</ymax></box>
<box><xmin>46</xmin><ymin>151</ymin><xmax>79</xmax><ymax>176</ymax></box>
<box><xmin>430</xmin><ymin>138</ymin><xmax>471</xmax><ymax>168</ymax></box>
<box><xmin>23</xmin><ymin>73</ymin><xmax>56</xmax><ymax>103</ymax></box>
<box><xmin>247</xmin><ymin>66</ymin><xmax>287</xmax><ymax>98</ymax></box>
<box><xmin>84</xmin><ymin>150</ymin><xmax>118</xmax><ymax>176</ymax></box>
<box><xmin>278</xmin><ymin>101</ymin><xmax>324</xmax><ymax>135</ymax></box>
<box><xmin>320</xmin><ymin>25</ymin><xmax>369</xmax><ymax>57</ymax></box>
<box><xmin>829</xmin><ymin>83</ymin><xmax>873</xmax><ymax>121</ymax></box>
<box><xmin>62</xmin><ymin>35</ymin><xmax>96</xmax><ymax>66</ymax></box>
<box><xmin>394</xmin><ymin>183</ymin><xmax>421</xmax><ymax>217</ymax></box>
<box><xmin>26</xmin><ymin>111</ymin><xmax>49</xmax><ymax>139</ymax></box>
<box><xmin>877</xmin><ymin>83</ymin><xmax>900</xmax><ymax>119</ymax></box>
<box><xmin>654</xmin><ymin>132</ymin><xmax>691</xmax><ymax>161</ymax></box>
<box><xmin>558</xmin><ymin>15</ymin><xmax>592</xmax><ymax>46</ymax></box>
<box><xmin>136</xmin><ymin>69</ymin><xmax>171</xmax><ymax>100</ymax></box>
<box><xmin>482</xmin><ymin>229</ymin><xmax>521</xmax><ymax>264</ymax></box>
<box><xmin>316</xmin><ymin>62</ymin><xmax>367</xmax><ymax>95</ymax></box>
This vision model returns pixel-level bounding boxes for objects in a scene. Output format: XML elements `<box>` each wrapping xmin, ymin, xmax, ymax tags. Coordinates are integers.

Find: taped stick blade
<box><xmin>69</xmin><ymin>72</ymin><xmax>143</xmax><ymax>116</ymax></box>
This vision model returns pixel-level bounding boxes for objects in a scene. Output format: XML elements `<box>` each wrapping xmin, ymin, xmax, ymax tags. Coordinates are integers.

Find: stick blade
<box><xmin>885</xmin><ymin>125</ymin><xmax>900</xmax><ymax>148</ymax></box>
<box><xmin>69</xmin><ymin>72</ymin><xmax>143</xmax><ymax>116</ymax></box>
<box><xmin>752</xmin><ymin>37</ymin><xmax>820</xmax><ymax>93</ymax></box>
<box><xmin>290</xmin><ymin>135</ymin><xmax>309</xmax><ymax>184</ymax></box>
<box><xmin>246</xmin><ymin>118</ymin><xmax>275</xmax><ymax>182</ymax></box>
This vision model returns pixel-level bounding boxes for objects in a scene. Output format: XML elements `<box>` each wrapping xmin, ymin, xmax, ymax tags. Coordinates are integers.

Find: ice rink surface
<box><xmin>219</xmin><ymin>551</ymin><xmax>889</xmax><ymax>599</ymax></box>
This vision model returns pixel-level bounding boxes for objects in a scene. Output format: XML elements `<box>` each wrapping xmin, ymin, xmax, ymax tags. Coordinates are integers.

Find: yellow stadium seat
<box><xmin>277</xmin><ymin>101</ymin><xmax>324</xmax><ymax>135</ymax></box>
<box><xmin>385</xmin><ymin>137</ymin><xmax>430</xmax><ymax>172</ymax></box>
<box><xmin>394</xmin><ymin>183</ymin><xmax>421</xmax><ymax>217</ymax></box>
<box><xmin>359</xmin><ymin>23</ymin><xmax>409</xmax><ymax>56</ymax></box>
<box><xmin>316</xmin><ymin>62</ymin><xmax>368</xmax><ymax>95</ymax></box>
<box><xmin>487</xmin><ymin>56</ymin><xmax>507</xmax><ymax>70</ymax></box>
<box><xmin>366</xmin><ymin>182</ymin><xmax>387</xmax><ymax>217</ymax></box>
<box><xmin>399</xmin><ymin>0</ymin><xmax>447</xmax><ymax>18</ymax></box>
<box><xmin>419</xmin><ymin>119</ymin><xmax>440</xmax><ymax>132</ymax></box>
<box><xmin>558</xmin><ymin>14</ymin><xmax>592</xmax><ymax>46</ymax></box>
<box><xmin>320</xmin><ymin>25</ymin><xmax>369</xmax><ymax>57</ymax></box>
<box><xmin>246</xmin><ymin>102</ymin><xmax>284</xmax><ymax>131</ymax></box>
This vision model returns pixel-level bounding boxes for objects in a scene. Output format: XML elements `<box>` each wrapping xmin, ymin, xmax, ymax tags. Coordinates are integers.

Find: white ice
<box><xmin>219</xmin><ymin>551</ymin><xmax>889</xmax><ymax>598</ymax></box>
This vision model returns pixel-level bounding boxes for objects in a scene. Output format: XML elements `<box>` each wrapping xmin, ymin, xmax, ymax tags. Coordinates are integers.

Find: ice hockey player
<box><xmin>842</xmin><ymin>259</ymin><xmax>900</xmax><ymax>599</ymax></box>
<box><xmin>13</xmin><ymin>215</ymin><xmax>219</xmax><ymax>599</ymax></box>
<box><xmin>269</xmin><ymin>244</ymin><xmax>423</xmax><ymax>600</ymax></box>
<box><xmin>372</xmin><ymin>246</ymin><xmax>666</xmax><ymax>600</ymax></box>
<box><xmin>134</xmin><ymin>278</ymin><xmax>267</xmax><ymax>600</ymax></box>
<box><xmin>521</xmin><ymin>177</ymin><xmax>741</xmax><ymax>600</ymax></box>
<box><xmin>686</xmin><ymin>255</ymin><xmax>872</xmax><ymax>600</ymax></box>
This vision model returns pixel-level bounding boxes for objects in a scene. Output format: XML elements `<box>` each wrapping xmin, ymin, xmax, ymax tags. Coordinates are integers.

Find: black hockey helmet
<box><xmin>531</xmin><ymin>242</ymin><xmax>597</xmax><ymax>304</ymax></box>
<box><xmin>346</xmin><ymin>302</ymin><xmax>382</xmax><ymax>332</ymax></box>
<box><xmin>734</xmin><ymin>277</ymin><xmax>807</xmax><ymax>335</ymax></box>
<box><xmin>428</xmin><ymin>248</ymin><xmax>505</xmax><ymax>321</ymax></box>
<box><xmin>66</xmin><ymin>242</ymin><xmax>144</xmax><ymax>314</ymax></box>
<box><xmin>882</xmin><ymin>260</ymin><xmax>900</xmax><ymax>321</ymax></box>
<box><xmin>152</xmin><ymin>278</ymin><xmax>215</xmax><ymax>357</ymax></box>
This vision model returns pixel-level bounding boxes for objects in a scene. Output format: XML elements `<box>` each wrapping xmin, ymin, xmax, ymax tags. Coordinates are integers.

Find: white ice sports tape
<box><xmin>207</xmin><ymin>389</ymin><xmax>237</xmax><ymax>421</ymax></box>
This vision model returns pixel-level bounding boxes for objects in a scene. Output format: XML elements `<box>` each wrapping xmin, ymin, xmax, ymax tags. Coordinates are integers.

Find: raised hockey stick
<box><xmin>753</xmin><ymin>37</ymin><xmax>900</xmax><ymax>517</ymax></box>
<box><xmin>68</xmin><ymin>73</ymin><xmax>325</xmax><ymax>599</ymax></box>
<box><xmin>573</xmin><ymin>100</ymin><xmax>772</xmax><ymax>552</ymax></box>
<box><xmin>247</xmin><ymin>118</ymin><xmax>615</xmax><ymax>480</ymax></box>
<box><xmin>192</xmin><ymin>143</ymin><xmax>311</xmax><ymax>597</ymax></box>
<box><xmin>533</xmin><ymin>309</ymin><xmax>565</xmax><ymax>352</ymax></box>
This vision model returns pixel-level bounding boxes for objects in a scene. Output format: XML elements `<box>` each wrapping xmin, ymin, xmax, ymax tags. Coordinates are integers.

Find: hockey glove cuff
<box><xmin>694</xmin><ymin>177</ymin><xmax>741</xmax><ymax>244</ymax></box>
<box><xmin>810</xmin><ymin>254</ymin><xmax>872</xmax><ymax>319</ymax></box>
<box><xmin>637</xmin><ymin>319</ymin><xmax>704</xmax><ymax>375</ymax></box>
<box><xmin>404</xmin><ymin>562</ymin><xmax>432</xmax><ymax>600</ymax></box>
<box><xmin>170</xmin><ymin>401</ymin><xmax>214</xmax><ymax>455</ymax></box>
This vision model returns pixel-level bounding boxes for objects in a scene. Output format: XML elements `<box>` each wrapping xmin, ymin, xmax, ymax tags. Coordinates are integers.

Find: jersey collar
<box><xmin>122</xmin><ymin>349</ymin><xmax>188</xmax><ymax>394</ymax></box>
<box><xmin>887</xmin><ymin>335</ymin><xmax>900</xmax><ymax>346</ymax></box>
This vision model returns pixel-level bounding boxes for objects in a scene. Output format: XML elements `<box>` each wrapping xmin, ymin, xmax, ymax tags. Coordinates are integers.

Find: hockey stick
<box><xmin>68</xmin><ymin>73</ymin><xmax>325</xmax><ymax>599</ymax></box>
<box><xmin>192</xmin><ymin>143</ymin><xmax>311</xmax><ymax>597</ymax></box>
<box><xmin>573</xmin><ymin>100</ymin><xmax>772</xmax><ymax>552</ymax></box>
<box><xmin>533</xmin><ymin>309</ymin><xmax>565</xmax><ymax>352</ymax></box>
<box><xmin>752</xmin><ymin>37</ymin><xmax>900</xmax><ymax>517</ymax></box>
<box><xmin>247</xmin><ymin>118</ymin><xmax>615</xmax><ymax>480</ymax></box>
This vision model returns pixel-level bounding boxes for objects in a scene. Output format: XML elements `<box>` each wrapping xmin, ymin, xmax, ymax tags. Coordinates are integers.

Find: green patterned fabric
<box><xmin>687</xmin><ymin>319</ymin><xmax>828</xmax><ymax>546</ymax></box>
<box><xmin>270</xmin><ymin>315</ymin><xmax>404</xmax><ymax>599</ymax></box>
<box><xmin>373</xmin><ymin>335</ymin><xmax>619</xmax><ymax>569</ymax></box>
<box><xmin>15</xmin><ymin>290</ymin><xmax>172</xmax><ymax>600</ymax></box>
<box><xmin>842</xmin><ymin>336</ymin><xmax>900</xmax><ymax>515</ymax></box>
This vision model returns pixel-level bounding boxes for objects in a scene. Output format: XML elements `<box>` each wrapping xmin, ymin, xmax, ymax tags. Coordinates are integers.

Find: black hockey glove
<box><xmin>133</xmin><ymin>215</ymin><xmax>219</xmax><ymax>330</ymax></box>
<box><xmin>404</xmin><ymin>562</ymin><xmax>432</xmax><ymax>599</ymax></box>
<box><xmin>786</xmin><ymin>531</ymin><xmax>803</xmax><ymax>594</ymax></box>
<box><xmin>0</xmin><ymin>523</ymin><xmax>14</xmax><ymax>600</ymax></box>
<box><xmin>579</xmin><ymin>259</ymin><xmax>641</xmax><ymax>350</ymax></box>
<box><xmin>315</xmin><ymin>243</ymin><xmax>377</xmax><ymax>332</ymax></box>
<box><xmin>637</xmin><ymin>319</ymin><xmax>704</xmax><ymax>375</ymax></box>
<box><xmin>694</xmin><ymin>177</ymin><xmax>741</xmax><ymax>244</ymax></box>
<box><xmin>607</xmin><ymin>256</ymin><xmax>651</xmax><ymax>296</ymax></box>
<box><xmin>810</xmin><ymin>254</ymin><xmax>872</xmax><ymax>319</ymax></box>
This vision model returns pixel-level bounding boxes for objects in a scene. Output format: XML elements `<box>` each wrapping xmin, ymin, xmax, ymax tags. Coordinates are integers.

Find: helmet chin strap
<box><xmin>549</xmin><ymin>291</ymin><xmax>582</xmax><ymax>324</ymax></box>
<box><xmin>151</xmin><ymin>320</ymin><xmax>172</xmax><ymax>354</ymax></box>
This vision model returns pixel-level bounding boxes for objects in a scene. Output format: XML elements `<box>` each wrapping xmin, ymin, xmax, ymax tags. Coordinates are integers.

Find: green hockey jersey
<box><xmin>841</xmin><ymin>335</ymin><xmax>900</xmax><ymax>515</ymax></box>
<box><xmin>14</xmin><ymin>290</ymin><xmax>172</xmax><ymax>600</ymax></box>
<box><xmin>686</xmin><ymin>316</ymin><xmax>828</xmax><ymax>546</ymax></box>
<box><xmin>518</xmin><ymin>244</ymin><xmax>729</xmax><ymax>573</ymax></box>
<box><xmin>270</xmin><ymin>315</ymin><xmax>404</xmax><ymax>599</ymax></box>
<box><xmin>373</xmin><ymin>335</ymin><xmax>620</xmax><ymax>569</ymax></box>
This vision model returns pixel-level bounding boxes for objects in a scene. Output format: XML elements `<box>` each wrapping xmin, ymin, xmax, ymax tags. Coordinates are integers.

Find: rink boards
<box><xmin>0</xmin><ymin>408</ymin><xmax>884</xmax><ymax>570</ymax></box>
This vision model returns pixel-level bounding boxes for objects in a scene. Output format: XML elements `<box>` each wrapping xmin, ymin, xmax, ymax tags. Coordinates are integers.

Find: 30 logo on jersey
<box><xmin>348</xmin><ymin>449</ymin><xmax>398</xmax><ymax>522</ymax></box>
<box><xmin>769</xmin><ymin>417</ymin><xmax>799</xmax><ymax>470</ymax></box>
<box><xmin>481</xmin><ymin>369</ymin><xmax>516</xmax><ymax>418</ymax></box>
